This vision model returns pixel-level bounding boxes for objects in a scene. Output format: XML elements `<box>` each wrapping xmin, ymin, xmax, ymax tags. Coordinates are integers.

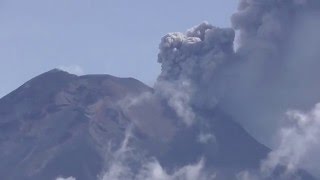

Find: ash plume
<box><xmin>156</xmin><ymin>22</ymin><xmax>235</xmax><ymax>125</ymax></box>
<box><xmin>223</xmin><ymin>0</ymin><xmax>320</xmax><ymax>147</ymax></box>
<box><xmin>157</xmin><ymin>22</ymin><xmax>235</xmax><ymax>82</ymax></box>
<box><xmin>153</xmin><ymin>0</ymin><xmax>320</xmax><ymax>177</ymax></box>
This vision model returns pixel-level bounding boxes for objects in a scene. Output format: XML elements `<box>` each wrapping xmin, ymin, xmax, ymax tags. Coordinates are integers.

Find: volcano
<box><xmin>0</xmin><ymin>69</ymin><xmax>315</xmax><ymax>180</ymax></box>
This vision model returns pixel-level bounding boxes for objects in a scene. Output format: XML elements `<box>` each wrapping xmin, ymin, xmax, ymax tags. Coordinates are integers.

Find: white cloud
<box><xmin>261</xmin><ymin>103</ymin><xmax>320</xmax><ymax>177</ymax></box>
<box><xmin>237</xmin><ymin>103</ymin><xmax>320</xmax><ymax>179</ymax></box>
<box><xmin>236</xmin><ymin>171</ymin><xmax>260</xmax><ymax>180</ymax></box>
<box><xmin>198</xmin><ymin>132</ymin><xmax>216</xmax><ymax>144</ymax></box>
<box><xmin>99</xmin><ymin>125</ymin><xmax>216</xmax><ymax>180</ymax></box>
<box><xmin>154</xmin><ymin>80</ymin><xmax>195</xmax><ymax>126</ymax></box>
<box><xmin>58</xmin><ymin>65</ymin><xmax>84</xmax><ymax>75</ymax></box>
<box><xmin>102</xmin><ymin>157</ymin><xmax>215</xmax><ymax>180</ymax></box>
<box><xmin>56</xmin><ymin>176</ymin><xmax>76</xmax><ymax>180</ymax></box>
<box><xmin>136</xmin><ymin>158</ymin><xmax>215</xmax><ymax>180</ymax></box>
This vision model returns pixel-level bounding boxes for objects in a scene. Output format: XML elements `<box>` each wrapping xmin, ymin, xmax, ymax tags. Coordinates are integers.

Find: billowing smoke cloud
<box><xmin>153</xmin><ymin>0</ymin><xmax>320</xmax><ymax>177</ymax></box>
<box><xmin>97</xmin><ymin>0</ymin><xmax>320</xmax><ymax>179</ymax></box>
<box><xmin>154</xmin><ymin>0</ymin><xmax>320</xmax><ymax>148</ymax></box>
<box><xmin>156</xmin><ymin>22</ymin><xmax>235</xmax><ymax>125</ymax></box>
<box><xmin>224</xmin><ymin>0</ymin><xmax>320</xmax><ymax>147</ymax></box>
<box><xmin>229</xmin><ymin>1</ymin><xmax>320</xmax><ymax>176</ymax></box>
<box><xmin>157</xmin><ymin>22</ymin><xmax>235</xmax><ymax>82</ymax></box>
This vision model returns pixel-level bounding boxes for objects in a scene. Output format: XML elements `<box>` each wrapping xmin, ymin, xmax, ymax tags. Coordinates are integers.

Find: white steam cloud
<box><xmin>56</xmin><ymin>177</ymin><xmax>76</xmax><ymax>180</ymax></box>
<box><xmin>237</xmin><ymin>103</ymin><xmax>320</xmax><ymax>179</ymax></box>
<box><xmin>262</xmin><ymin>103</ymin><xmax>320</xmax><ymax>178</ymax></box>
<box><xmin>102</xmin><ymin>158</ymin><xmax>214</xmax><ymax>180</ymax></box>
<box><xmin>58</xmin><ymin>65</ymin><xmax>84</xmax><ymax>76</ymax></box>
<box><xmin>100</xmin><ymin>125</ymin><xmax>216</xmax><ymax>180</ymax></box>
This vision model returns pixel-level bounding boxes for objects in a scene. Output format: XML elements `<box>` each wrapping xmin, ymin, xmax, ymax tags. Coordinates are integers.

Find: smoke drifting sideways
<box><xmin>225</xmin><ymin>0</ymin><xmax>320</xmax><ymax>146</ymax></box>
<box><xmin>152</xmin><ymin>0</ymin><xmax>320</xmax><ymax>177</ymax></box>
<box><xmin>156</xmin><ymin>0</ymin><xmax>320</xmax><ymax>146</ymax></box>
<box><xmin>82</xmin><ymin>0</ymin><xmax>320</xmax><ymax>179</ymax></box>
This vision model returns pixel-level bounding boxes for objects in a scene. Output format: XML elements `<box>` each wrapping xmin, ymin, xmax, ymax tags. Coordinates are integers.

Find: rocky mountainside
<box><xmin>0</xmin><ymin>69</ymin><xmax>315</xmax><ymax>180</ymax></box>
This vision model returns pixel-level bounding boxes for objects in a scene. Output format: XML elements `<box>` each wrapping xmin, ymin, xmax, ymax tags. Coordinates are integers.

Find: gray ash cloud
<box><xmin>153</xmin><ymin>0</ymin><xmax>320</xmax><ymax>177</ymax></box>
<box><xmin>156</xmin><ymin>22</ymin><xmax>235</xmax><ymax>125</ymax></box>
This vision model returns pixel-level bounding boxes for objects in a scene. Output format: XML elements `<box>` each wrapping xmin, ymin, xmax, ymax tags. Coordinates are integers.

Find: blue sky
<box><xmin>0</xmin><ymin>0</ymin><xmax>236</xmax><ymax>98</ymax></box>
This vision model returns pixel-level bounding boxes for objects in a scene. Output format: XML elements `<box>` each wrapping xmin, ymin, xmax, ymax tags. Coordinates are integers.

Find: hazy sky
<box><xmin>0</xmin><ymin>0</ymin><xmax>236</xmax><ymax>98</ymax></box>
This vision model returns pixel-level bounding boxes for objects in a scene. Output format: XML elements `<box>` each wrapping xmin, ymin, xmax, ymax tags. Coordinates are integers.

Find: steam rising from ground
<box><xmin>56</xmin><ymin>177</ymin><xmax>76</xmax><ymax>180</ymax></box>
<box><xmin>237</xmin><ymin>103</ymin><xmax>320</xmax><ymax>179</ymax></box>
<box><xmin>100</xmin><ymin>126</ymin><xmax>216</xmax><ymax>180</ymax></box>
<box><xmin>262</xmin><ymin>103</ymin><xmax>320</xmax><ymax>178</ymax></box>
